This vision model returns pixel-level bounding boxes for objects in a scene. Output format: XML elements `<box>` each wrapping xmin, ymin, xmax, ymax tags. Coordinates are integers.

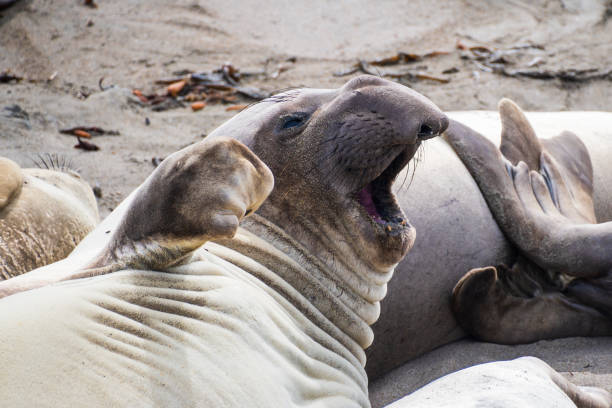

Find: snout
<box><xmin>338</xmin><ymin>75</ymin><xmax>448</xmax><ymax>145</ymax></box>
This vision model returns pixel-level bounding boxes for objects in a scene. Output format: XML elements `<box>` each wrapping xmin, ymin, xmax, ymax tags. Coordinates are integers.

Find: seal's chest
<box><xmin>95</xmin><ymin>268</ymin><xmax>368</xmax><ymax>407</ymax></box>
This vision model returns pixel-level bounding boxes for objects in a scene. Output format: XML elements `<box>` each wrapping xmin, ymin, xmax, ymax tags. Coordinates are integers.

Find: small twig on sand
<box><xmin>74</xmin><ymin>136</ymin><xmax>100</xmax><ymax>151</ymax></box>
<box><xmin>60</xmin><ymin>126</ymin><xmax>120</xmax><ymax>137</ymax></box>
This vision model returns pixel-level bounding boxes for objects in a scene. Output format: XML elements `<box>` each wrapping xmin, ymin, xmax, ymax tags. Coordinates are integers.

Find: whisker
<box><xmin>30</xmin><ymin>153</ymin><xmax>80</xmax><ymax>174</ymax></box>
<box><xmin>398</xmin><ymin>159</ymin><xmax>411</xmax><ymax>192</ymax></box>
<box><xmin>398</xmin><ymin>143</ymin><xmax>425</xmax><ymax>194</ymax></box>
<box><xmin>408</xmin><ymin>144</ymin><xmax>425</xmax><ymax>189</ymax></box>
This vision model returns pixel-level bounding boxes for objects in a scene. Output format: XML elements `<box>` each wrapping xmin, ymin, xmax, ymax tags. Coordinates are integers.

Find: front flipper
<box><xmin>499</xmin><ymin>98</ymin><xmax>595</xmax><ymax>225</ymax></box>
<box><xmin>498</xmin><ymin>98</ymin><xmax>543</xmax><ymax>170</ymax></box>
<box><xmin>90</xmin><ymin>137</ymin><xmax>274</xmax><ymax>271</ymax></box>
<box><xmin>446</xmin><ymin>99</ymin><xmax>612</xmax><ymax>342</ymax></box>
<box><xmin>505</xmin><ymin>153</ymin><xmax>612</xmax><ymax>275</ymax></box>
<box><xmin>452</xmin><ymin>262</ymin><xmax>612</xmax><ymax>343</ymax></box>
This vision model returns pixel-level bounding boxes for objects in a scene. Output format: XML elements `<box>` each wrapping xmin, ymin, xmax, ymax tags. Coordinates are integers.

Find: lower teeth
<box><xmin>375</xmin><ymin>218</ymin><xmax>407</xmax><ymax>231</ymax></box>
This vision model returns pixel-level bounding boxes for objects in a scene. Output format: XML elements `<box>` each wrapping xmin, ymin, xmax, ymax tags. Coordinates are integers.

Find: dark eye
<box><xmin>283</xmin><ymin>117</ymin><xmax>303</xmax><ymax>129</ymax></box>
<box><xmin>280</xmin><ymin>112</ymin><xmax>309</xmax><ymax>130</ymax></box>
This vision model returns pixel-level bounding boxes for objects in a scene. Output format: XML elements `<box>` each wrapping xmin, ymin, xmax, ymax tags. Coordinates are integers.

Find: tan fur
<box><xmin>0</xmin><ymin>158</ymin><xmax>23</xmax><ymax>209</ymax></box>
<box><xmin>0</xmin><ymin>158</ymin><xmax>99</xmax><ymax>279</ymax></box>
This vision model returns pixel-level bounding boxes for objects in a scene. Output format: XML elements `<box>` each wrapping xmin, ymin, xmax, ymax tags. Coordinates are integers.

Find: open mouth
<box><xmin>354</xmin><ymin>148</ymin><xmax>414</xmax><ymax>235</ymax></box>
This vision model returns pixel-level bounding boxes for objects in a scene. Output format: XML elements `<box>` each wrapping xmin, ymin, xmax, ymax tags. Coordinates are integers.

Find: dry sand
<box><xmin>2</xmin><ymin>0</ymin><xmax>611</xmax><ymax>217</ymax></box>
<box><xmin>1</xmin><ymin>0</ymin><xmax>611</xmax><ymax>405</ymax></box>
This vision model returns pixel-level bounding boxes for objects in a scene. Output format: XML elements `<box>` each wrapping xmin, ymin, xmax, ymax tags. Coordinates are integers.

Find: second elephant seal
<box><xmin>0</xmin><ymin>156</ymin><xmax>99</xmax><ymax>279</ymax></box>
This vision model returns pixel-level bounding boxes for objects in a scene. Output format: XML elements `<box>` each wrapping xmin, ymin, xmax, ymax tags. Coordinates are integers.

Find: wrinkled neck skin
<box><xmin>212</xmin><ymin>211</ymin><xmax>396</xmax><ymax>370</ymax></box>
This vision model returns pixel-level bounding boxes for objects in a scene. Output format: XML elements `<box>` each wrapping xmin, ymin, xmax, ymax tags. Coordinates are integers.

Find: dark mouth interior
<box><xmin>355</xmin><ymin>149</ymin><xmax>412</xmax><ymax>232</ymax></box>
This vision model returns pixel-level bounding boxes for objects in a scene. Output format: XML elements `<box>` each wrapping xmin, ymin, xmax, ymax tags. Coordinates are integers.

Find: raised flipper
<box><xmin>0</xmin><ymin>158</ymin><xmax>23</xmax><ymax>210</ymax></box>
<box><xmin>0</xmin><ymin>137</ymin><xmax>274</xmax><ymax>298</ymax></box>
<box><xmin>541</xmin><ymin>131</ymin><xmax>596</xmax><ymax>224</ymax></box>
<box><xmin>446</xmin><ymin>99</ymin><xmax>612</xmax><ymax>343</ymax></box>
<box><xmin>500</xmin><ymin>98</ymin><xmax>595</xmax><ymax>225</ymax></box>
<box><xmin>500</xmin><ymin>151</ymin><xmax>610</xmax><ymax>276</ymax></box>
<box><xmin>445</xmin><ymin>100</ymin><xmax>610</xmax><ymax>273</ymax></box>
<box><xmin>89</xmin><ymin>136</ymin><xmax>274</xmax><ymax>271</ymax></box>
<box><xmin>498</xmin><ymin>98</ymin><xmax>543</xmax><ymax>170</ymax></box>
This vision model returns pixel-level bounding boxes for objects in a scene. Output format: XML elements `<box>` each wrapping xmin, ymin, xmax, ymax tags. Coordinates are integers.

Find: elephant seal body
<box><xmin>367</xmin><ymin>109</ymin><xmax>612</xmax><ymax>379</ymax></box>
<box><xmin>0</xmin><ymin>76</ymin><xmax>450</xmax><ymax>407</ymax></box>
<box><xmin>0</xmin><ymin>238</ymin><xmax>374</xmax><ymax>407</ymax></box>
<box><xmin>0</xmin><ymin>156</ymin><xmax>99</xmax><ymax>279</ymax></box>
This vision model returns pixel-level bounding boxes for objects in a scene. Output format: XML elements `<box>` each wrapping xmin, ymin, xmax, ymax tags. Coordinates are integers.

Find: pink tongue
<box><xmin>357</xmin><ymin>184</ymin><xmax>384</xmax><ymax>223</ymax></box>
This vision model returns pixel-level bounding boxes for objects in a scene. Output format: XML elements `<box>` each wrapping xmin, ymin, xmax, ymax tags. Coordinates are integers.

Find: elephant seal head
<box><xmin>210</xmin><ymin>75</ymin><xmax>449</xmax><ymax>274</ymax></box>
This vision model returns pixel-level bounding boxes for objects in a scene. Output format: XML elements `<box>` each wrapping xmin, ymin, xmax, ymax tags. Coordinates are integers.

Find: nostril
<box><xmin>418</xmin><ymin>124</ymin><xmax>434</xmax><ymax>137</ymax></box>
<box><xmin>417</xmin><ymin>115</ymin><xmax>448</xmax><ymax>140</ymax></box>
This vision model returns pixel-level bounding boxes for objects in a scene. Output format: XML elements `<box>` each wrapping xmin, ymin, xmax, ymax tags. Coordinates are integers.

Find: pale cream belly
<box><xmin>0</xmin><ymin>248</ymin><xmax>368</xmax><ymax>408</ymax></box>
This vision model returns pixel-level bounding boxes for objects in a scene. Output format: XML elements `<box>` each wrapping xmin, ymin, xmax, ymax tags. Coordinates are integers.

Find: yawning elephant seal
<box><xmin>0</xmin><ymin>76</ymin><xmax>448</xmax><ymax>407</ymax></box>
<box><xmin>0</xmin><ymin>155</ymin><xmax>99</xmax><ymax>279</ymax></box>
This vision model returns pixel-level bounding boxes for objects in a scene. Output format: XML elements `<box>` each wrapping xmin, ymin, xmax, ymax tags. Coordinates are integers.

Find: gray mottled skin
<box><xmin>367</xmin><ymin>108</ymin><xmax>612</xmax><ymax>379</ymax></box>
<box><xmin>448</xmin><ymin>100</ymin><xmax>612</xmax><ymax>343</ymax></box>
